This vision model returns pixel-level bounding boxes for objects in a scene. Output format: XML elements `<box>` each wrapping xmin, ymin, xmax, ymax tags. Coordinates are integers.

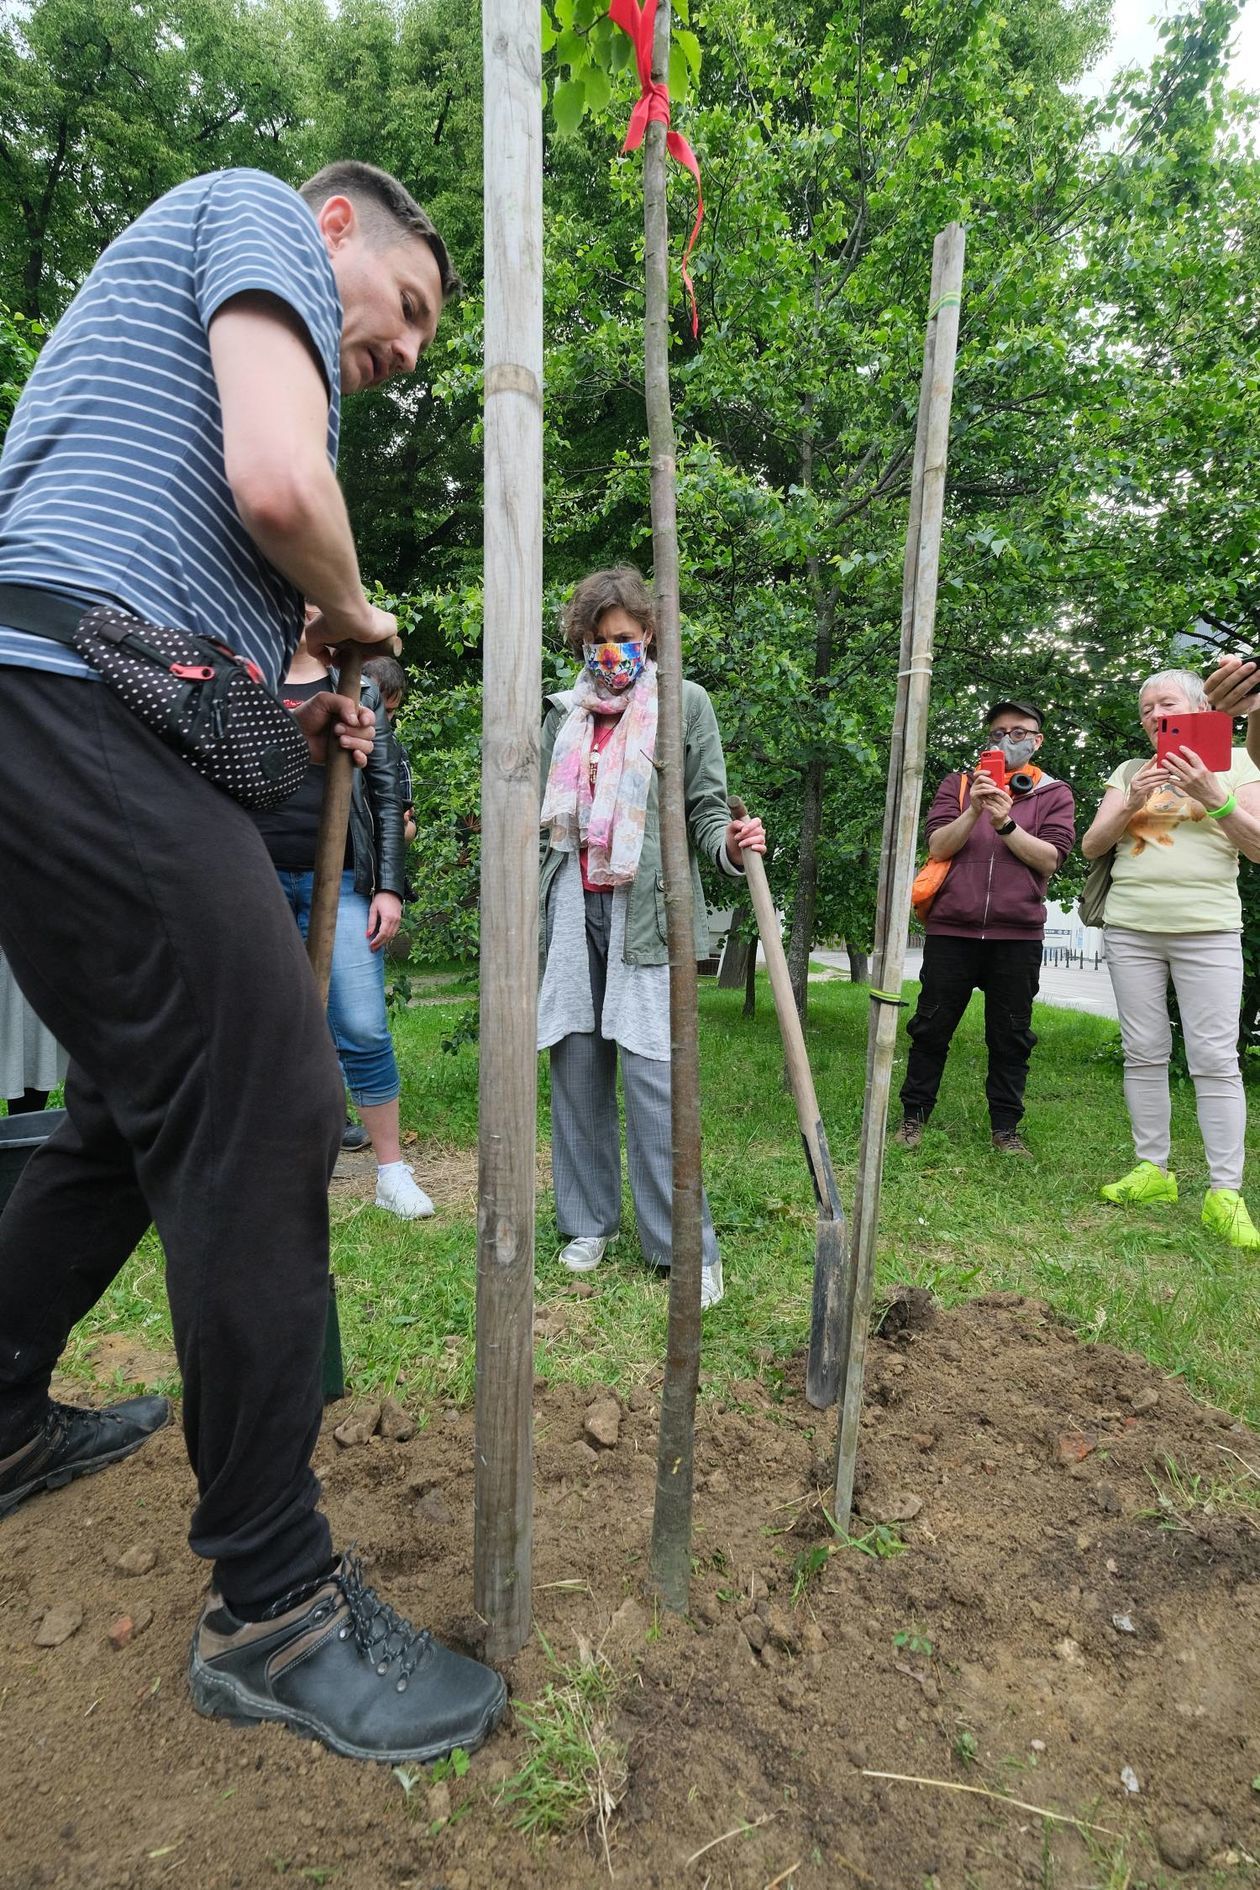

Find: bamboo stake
<box><xmin>642</xmin><ymin>0</ymin><xmax>705</xmax><ymax>1616</ymax></box>
<box><xmin>833</xmin><ymin>225</ymin><xmax>965</xmax><ymax>1523</ymax></box>
<box><xmin>473</xmin><ymin>0</ymin><xmax>543</xmax><ymax>1660</ymax></box>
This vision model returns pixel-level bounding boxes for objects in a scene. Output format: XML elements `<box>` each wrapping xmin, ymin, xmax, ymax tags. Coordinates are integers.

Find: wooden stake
<box><xmin>306</xmin><ymin>645</ymin><xmax>364</xmax><ymax>1008</ymax></box>
<box><xmin>643</xmin><ymin>0</ymin><xmax>704</xmax><ymax>1616</ymax></box>
<box><xmin>306</xmin><ymin>642</ymin><xmax>364</xmax><ymax>1403</ymax></box>
<box><xmin>473</xmin><ymin>0</ymin><xmax>543</xmax><ymax>1660</ymax></box>
<box><xmin>833</xmin><ymin>225</ymin><xmax>965</xmax><ymax>1523</ymax></box>
<box><xmin>729</xmin><ymin>796</ymin><xmax>847</xmax><ymax>1408</ymax></box>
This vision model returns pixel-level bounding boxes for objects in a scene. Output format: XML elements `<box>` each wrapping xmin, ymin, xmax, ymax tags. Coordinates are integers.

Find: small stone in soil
<box><xmin>428</xmin><ymin>1780</ymin><xmax>451</xmax><ymax>1828</ymax></box>
<box><xmin>108</xmin><ymin>1615</ymin><xmax>135</xmax><ymax>1650</ymax></box>
<box><xmin>333</xmin><ymin>1403</ymin><xmax>381</xmax><ymax>1447</ymax></box>
<box><xmin>740</xmin><ymin>1614</ymin><xmax>768</xmax><ymax>1652</ymax></box>
<box><xmin>112</xmin><ymin>1542</ymin><xmax>156</xmax><ymax>1578</ymax></box>
<box><xmin>415</xmin><ymin>1487</ymin><xmax>454</xmax><ymax>1527</ymax></box>
<box><xmin>1055</xmin><ymin>1430</ymin><xmax>1097</xmax><ymax>1465</ymax></box>
<box><xmin>34</xmin><ymin>1601</ymin><xmax>83</xmax><ymax>1647</ymax></box>
<box><xmin>378</xmin><ymin>1396</ymin><xmax>415</xmax><ymax>1443</ymax></box>
<box><xmin>1156</xmin><ymin>1818</ymin><xmax>1222</xmax><ymax>1871</ymax></box>
<box><xmin>1054</xmin><ymin>1637</ymin><xmax>1085</xmax><ymax>1666</ymax></box>
<box><xmin>859</xmin><ymin>1487</ymin><xmax>923</xmax><ymax>1524</ymax></box>
<box><xmin>582</xmin><ymin>1398</ymin><xmax>620</xmax><ymax>1450</ymax></box>
<box><xmin>1111</xmin><ymin>1613</ymin><xmax>1136</xmax><ymax>1635</ymax></box>
<box><xmin>1129</xmin><ymin>1386</ymin><xmax>1159</xmax><ymax>1412</ymax></box>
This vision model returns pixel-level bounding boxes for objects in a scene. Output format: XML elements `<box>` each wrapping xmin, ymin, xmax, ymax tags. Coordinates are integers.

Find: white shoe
<box><xmin>374</xmin><ymin>1163</ymin><xmax>435</xmax><ymax>1219</ymax></box>
<box><xmin>558</xmin><ymin>1236</ymin><xmax>608</xmax><ymax>1273</ymax></box>
<box><xmin>700</xmin><ymin>1260</ymin><xmax>724</xmax><ymax>1310</ymax></box>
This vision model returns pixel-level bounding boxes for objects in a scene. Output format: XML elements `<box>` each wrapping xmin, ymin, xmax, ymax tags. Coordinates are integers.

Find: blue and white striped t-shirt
<box><xmin>0</xmin><ymin>168</ymin><xmax>343</xmax><ymax>690</ymax></box>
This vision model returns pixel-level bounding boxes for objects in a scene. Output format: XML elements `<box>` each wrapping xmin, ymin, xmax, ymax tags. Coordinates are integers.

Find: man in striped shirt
<box><xmin>0</xmin><ymin>163</ymin><xmax>506</xmax><ymax>1763</ymax></box>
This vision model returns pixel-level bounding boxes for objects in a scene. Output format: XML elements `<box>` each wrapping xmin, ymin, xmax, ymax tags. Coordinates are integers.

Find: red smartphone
<box><xmin>976</xmin><ymin>749</ymin><xmax>1007</xmax><ymax>787</ymax></box>
<box><xmin>1156</xmin><ymin>711</ymin><xmax>1232</xmax><ymax>773</ymax></box>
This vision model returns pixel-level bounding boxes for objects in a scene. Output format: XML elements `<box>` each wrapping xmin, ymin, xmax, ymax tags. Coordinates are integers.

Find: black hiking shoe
<box><xmin>992</xmin><ymin>1129</ymin><xmax>1032</xmax><ymax>1156</ymax></box>
<box><xmin>892</xmin><ymin>1117</ymin><xmax>925</xmax><ymax>1150</ymax></box>
<box><xmin>188</xmin><ymin>1551</ymin><xmax>508</xmax><ymax>1763</ymax></box>
<box><xmin>0</xmin><ymin>1395</ymin><xmax>171</xmax><ymax>1519</ymax></box>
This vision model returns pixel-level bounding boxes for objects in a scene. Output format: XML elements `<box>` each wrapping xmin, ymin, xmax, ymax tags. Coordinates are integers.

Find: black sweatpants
<box><xmin>899</xmin><ymin>934</ymin><xmax>1042</xmax><ymax>1133</ymax></box>
<box><xmin>0</xmin><ymin>670</ymin><xmax>344</xmax><ymax>1609</ymax></box>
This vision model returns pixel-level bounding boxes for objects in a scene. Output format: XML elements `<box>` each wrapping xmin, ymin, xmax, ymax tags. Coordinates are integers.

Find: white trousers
<box><xmin>1105</xmin><ymin>928</ymin><xmax>1246</xmax><ymax>1191</ymax></box>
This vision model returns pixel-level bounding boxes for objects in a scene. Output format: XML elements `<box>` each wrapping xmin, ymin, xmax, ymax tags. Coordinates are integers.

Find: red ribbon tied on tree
<box><xmin>608</xmin><ymin>0</ymin><xmax>704</xmax><ymax>338</ymax></box>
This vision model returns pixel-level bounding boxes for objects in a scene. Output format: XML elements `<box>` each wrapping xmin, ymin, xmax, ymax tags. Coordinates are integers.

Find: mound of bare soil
<box><xmin>2</xmin><ymin>1294</ymin><xmax>1258</xmax><ymax>1890</ymax></box>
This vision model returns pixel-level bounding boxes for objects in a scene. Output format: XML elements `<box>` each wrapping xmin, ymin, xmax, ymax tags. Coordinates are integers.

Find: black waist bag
<box><xmin>0</xmin><ymin>585</ymin><xmax>309</xmax><ymax>810</ymax></box>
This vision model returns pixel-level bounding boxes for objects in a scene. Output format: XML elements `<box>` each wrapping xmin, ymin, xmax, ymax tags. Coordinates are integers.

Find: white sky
<box><xmin>1079</xmin><ymin>0</ymin><xmax>1260</xmax><ymax>97</ymax></box>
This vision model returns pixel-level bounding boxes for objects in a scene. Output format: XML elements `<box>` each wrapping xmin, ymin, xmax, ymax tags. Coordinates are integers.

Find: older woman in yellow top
<box><xmin>1082</xmin><ymin>668</ymin><xmax>1260</xmax><ymax>1248</ymax></box>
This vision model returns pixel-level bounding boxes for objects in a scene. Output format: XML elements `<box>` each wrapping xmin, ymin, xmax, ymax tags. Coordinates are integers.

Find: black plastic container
<box><xmin>0</xmin><ymin>1107</ymin><xmax>67</xmax><ymax>1214</ymax></box>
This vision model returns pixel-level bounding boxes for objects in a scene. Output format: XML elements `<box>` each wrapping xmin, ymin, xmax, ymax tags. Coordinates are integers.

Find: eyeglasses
<box><xmin>989</xmin><ymin>726</ymin><xmax>1038</xmax><ymax>742</ymax></box>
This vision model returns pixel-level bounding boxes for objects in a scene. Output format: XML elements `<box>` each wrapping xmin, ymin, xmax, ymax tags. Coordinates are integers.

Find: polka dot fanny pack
<box><xmin>0</xmin><ymin>587</ymin><xmax>309</xmax><ymax>810</ymax></box>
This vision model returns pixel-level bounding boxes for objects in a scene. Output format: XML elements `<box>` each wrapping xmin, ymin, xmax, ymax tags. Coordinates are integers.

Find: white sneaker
<box><xmin>374</xmin><ymin>1163</ymin><xmax>435</xmax><ymax>1219</ymax></box>
<box><xmin>700</xmin><ymin>1260</ymin><xmax>724</xmax><ymax>1310</ymax></box>
<box><xmin>558</xmin><ymin>1236</ymin><xmax>608</xmax><ymax>1273</ymax></box>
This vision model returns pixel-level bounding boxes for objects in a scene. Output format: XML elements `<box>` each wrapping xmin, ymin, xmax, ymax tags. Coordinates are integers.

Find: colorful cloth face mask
<box><xmin>582</xmin><ymin>639</ymin><xmax>647</xmax><ymax>692</ymax></box>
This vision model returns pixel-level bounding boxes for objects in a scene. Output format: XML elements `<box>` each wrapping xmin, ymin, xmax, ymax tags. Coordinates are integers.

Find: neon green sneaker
<box><xmin>1201</xmin><ymin>1189</ymin><xmax>1260</xmax><ymax>1251</ymax></box>
<box><xmin>1100</xmin><ymin>1162</ymin><xmax>1178</xmax><ymax>1205</ymax></box>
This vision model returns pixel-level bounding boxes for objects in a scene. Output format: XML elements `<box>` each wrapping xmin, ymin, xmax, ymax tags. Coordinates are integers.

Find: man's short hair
<box><xmin>985</xmin><ymin>698</ymin><xmax>1043</xmax><ymax>729</ymax></box>
<box><xmin>299</xmin><ymin>160</ymin><xmax>460</xmax><ymax>302</ymax></box>
<box><xmin>363</xmin><ymin>653</ymin><xmax>408</xmax><ymax>706</ymax></box>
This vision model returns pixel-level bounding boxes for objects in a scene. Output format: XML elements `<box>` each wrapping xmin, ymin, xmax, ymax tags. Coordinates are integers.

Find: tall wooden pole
<box><xmin>474</xmin><ymin>0</ymin><xmax>543</xmax><ymax>1660</ymax></box>
<box><xmin>643</xmin><ymin>0</ymin><xmax>704</xmax><ymax>1616</ymax></box>
<box><xmin>833</xmin><ymin>225</ymin><xmax>965</xmax><ymax>1523</ymax></box>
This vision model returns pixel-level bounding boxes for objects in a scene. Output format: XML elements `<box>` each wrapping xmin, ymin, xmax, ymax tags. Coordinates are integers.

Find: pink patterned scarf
<box><xmin>540</xmin><ymin>662</ymin><xmax>659</xmax><ymax>886</ymax></box>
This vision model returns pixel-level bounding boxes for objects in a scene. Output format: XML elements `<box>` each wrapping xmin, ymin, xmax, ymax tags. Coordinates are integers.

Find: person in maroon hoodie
<box><xmin>895</xmin><ymin>700</ymin><xmax>1076</xmax><ymax>1155</ymax></box>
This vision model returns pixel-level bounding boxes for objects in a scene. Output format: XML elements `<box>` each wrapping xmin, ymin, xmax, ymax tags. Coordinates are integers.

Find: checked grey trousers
<box><xmin>548</xmin><ymin>890</ymin><xmax>720</xmax><ymax>1268</ymax></box>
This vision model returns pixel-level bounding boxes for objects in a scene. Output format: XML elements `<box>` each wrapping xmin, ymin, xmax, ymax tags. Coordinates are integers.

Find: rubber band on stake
<box><xmin>609</xmin><ymin>0</ymin><xmax>705</xmax><ymax>337</ymax></box>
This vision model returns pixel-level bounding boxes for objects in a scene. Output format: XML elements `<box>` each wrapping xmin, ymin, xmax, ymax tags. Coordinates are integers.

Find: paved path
<box><xmin>810</xmin><ymin>946</ymin><xmax>1119</xmax><ymax>1021</ymax></box>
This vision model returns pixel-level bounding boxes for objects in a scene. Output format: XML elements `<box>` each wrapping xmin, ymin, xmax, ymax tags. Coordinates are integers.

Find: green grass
<box><xmin>54</xmin><ymin>973</ymin><xmax>1260</xmax><ymax>1426</ymax></box>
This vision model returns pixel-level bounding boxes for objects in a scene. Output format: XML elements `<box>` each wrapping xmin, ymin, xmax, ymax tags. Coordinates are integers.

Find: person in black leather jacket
<box><xmin>252</xmin><ymin>638</ymin><xmax>433</xmax><ymax>1218</ymax></box>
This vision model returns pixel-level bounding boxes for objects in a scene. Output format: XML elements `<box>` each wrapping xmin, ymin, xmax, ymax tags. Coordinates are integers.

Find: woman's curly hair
<box><xmin>561</xmin><ymin>565</ymin><xmax>656</xmax><ymax>656</ymax></box>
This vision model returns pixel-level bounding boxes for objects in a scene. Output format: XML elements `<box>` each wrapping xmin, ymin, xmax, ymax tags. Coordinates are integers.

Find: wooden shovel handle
<box><xmin>728</xmin><ymin>796</ymin><xmax>826</xmax><ymax>1178</ymax></box>
<box><xmin>307</xmin><ymin>644</ymin><xmax>365</xmax><ymax>1007</ymax></box>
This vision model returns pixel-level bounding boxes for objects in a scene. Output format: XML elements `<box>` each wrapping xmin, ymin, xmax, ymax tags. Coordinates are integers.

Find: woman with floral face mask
<box><xmin>1082</xmin><ymin>668</ymin><xmax>1260</xmax><ymax>1248</ymax></box>
<box><xmin>537</xmin><ymin>565</ymin><xmax>765</xmax><ymax>1308</ymax></box>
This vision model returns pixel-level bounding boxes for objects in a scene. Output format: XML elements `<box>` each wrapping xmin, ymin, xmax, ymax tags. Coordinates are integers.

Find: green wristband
<box><xmin>1207</xmin><ymin>793</ymin><xmax>1238</xmax><ymax>821</ymax></box>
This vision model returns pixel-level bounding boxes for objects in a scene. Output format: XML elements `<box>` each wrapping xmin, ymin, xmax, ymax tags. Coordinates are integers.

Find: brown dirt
<box><xmin>3</xmin><ymin>1292</ymin><xmax>1259</xmax><ymax>1890</ymax></box>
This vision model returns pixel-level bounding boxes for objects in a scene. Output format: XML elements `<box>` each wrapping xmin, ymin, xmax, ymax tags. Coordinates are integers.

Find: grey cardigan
<box><xmin>538</xmin><ymin>678</ymin><xmax>741</xmax><ymax>968</ymax></box>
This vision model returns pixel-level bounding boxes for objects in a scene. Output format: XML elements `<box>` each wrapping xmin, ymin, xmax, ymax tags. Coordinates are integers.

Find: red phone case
<box><xmin>1156</xmin><ymin>712</ymin><xmax>1232</xmax><ymax>773</ymax></box>
<box><xmin>977</xmin><ymin>749</ymin><xmax>1007</xmax><ymax>787</ymax></box>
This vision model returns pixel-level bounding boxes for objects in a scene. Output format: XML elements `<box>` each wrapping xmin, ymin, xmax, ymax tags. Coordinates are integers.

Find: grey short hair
<box><xmin>1138</xmin><ymin>669</ymin><xmax>1209</xmax><ymax>711</ymax></box>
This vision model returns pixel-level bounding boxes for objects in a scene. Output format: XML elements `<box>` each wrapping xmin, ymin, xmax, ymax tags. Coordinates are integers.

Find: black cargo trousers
<box><xmin>899</xmin><ymin>933</ymin><xmax>1043</xmax><ymax>1133</ymax></box>
<box><xmin>0</xmin><ymin>668</ymin><xmax>343</xmax><ymax>1609</ymax></box>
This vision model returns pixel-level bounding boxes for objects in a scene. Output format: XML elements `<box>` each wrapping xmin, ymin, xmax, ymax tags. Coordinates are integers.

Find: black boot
<box><xmin>188</xmin><ymin>1551</ymin><xmax>508</xmax><ymax>1763</ymax></box>
<box><xmin>0</xmin><ymin>1395</ymin><xmax>171</xmax><ymax>1518</ymax></box>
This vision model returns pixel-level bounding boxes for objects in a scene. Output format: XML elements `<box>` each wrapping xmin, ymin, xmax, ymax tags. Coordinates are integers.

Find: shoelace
<box><xmin>336</xmin><ymin>1553</ymin><xmax>432</xmax><ymax>1691</ymax></box>
<box><xmin>256</xmin><ymin>1551</ymin><xmax>432</xmax><ymax>1692</ymax></box>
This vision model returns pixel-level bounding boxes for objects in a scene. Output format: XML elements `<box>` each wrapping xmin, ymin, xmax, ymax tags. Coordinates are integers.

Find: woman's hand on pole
<box><xmin>725</xmin><ymin>814</ymin><xmax>766</xmax><ymax>867</ymax></box>
<box><xmin>367</xmin><ymin>891</ymin><xmax>403</xmax><ymax>952</ymax></box>
<box><xmin>1161</xmin><ymin>746</ymin><xmax>1227</xmax><ymax>810</ymax></box>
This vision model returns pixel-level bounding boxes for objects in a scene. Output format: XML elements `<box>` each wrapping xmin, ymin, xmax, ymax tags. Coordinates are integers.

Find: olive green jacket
<box><xmin>539</xmin><ymin>679</ymin><xmax>741</xmax><ymax>969</ymax></box>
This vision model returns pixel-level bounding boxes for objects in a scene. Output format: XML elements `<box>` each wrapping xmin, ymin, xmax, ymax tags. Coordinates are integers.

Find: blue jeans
<box><xmin>276</xmin><ymin>871</ymin><xmax>400</xmax><ymax>1107</ymax></box>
